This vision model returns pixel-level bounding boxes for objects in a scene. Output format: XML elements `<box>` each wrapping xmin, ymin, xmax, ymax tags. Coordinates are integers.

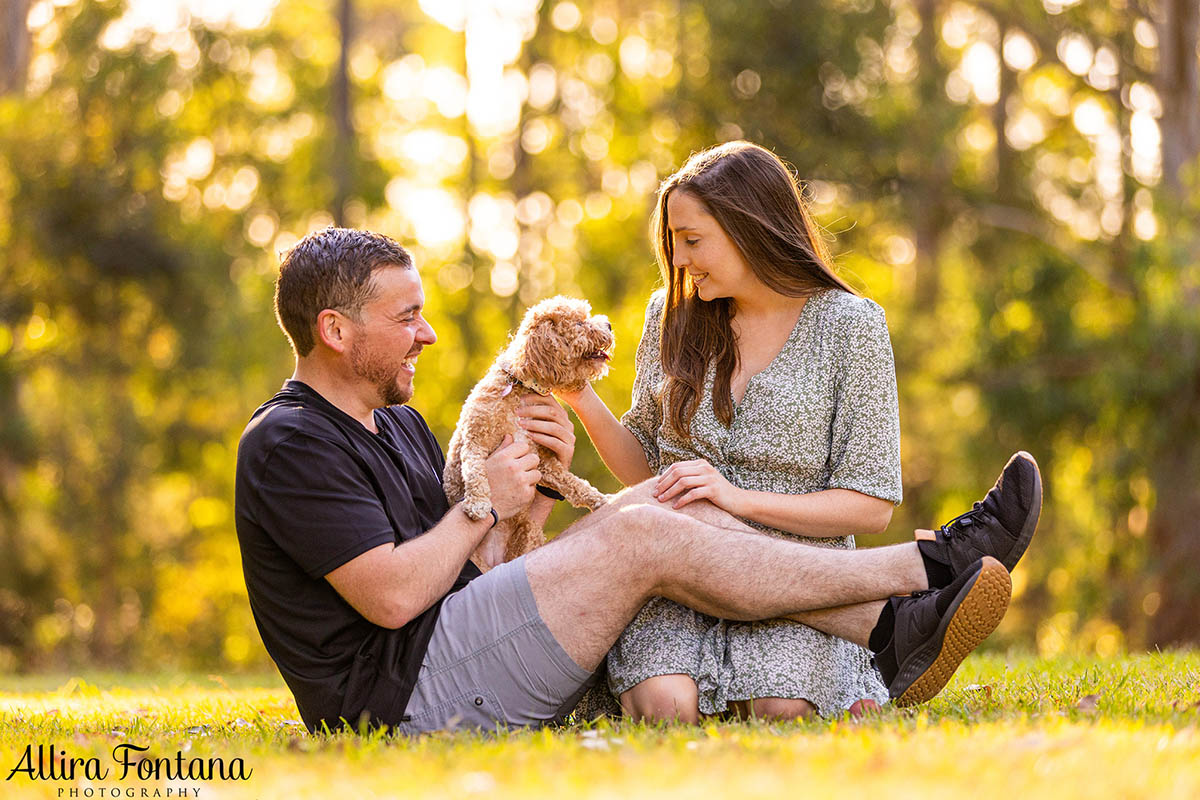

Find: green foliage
<box><xmin>0</xmin><ymin>0</ymin><xmax>1197</xmax><ymax>673</ymax></box>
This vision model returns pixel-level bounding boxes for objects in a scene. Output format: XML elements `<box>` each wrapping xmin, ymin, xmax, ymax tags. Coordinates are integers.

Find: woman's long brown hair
<box><xmin>650</xmin><ymin>140</ymin><xmax>858</xmax><ymax>440</ymax></box>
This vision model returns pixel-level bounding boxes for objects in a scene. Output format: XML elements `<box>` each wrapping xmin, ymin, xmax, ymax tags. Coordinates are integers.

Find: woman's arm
<box><xmin>733</xmin><ymin>486</ymin><xmax>892</xmax><ymax>537</ymax></box>
<box><xmin>553</xmin><ymin>291</ymin><xmax>665</xmax><ymax>487</ymax></box>
<box><xmin>553</xmin><ymin>384</ymin><xmax>654</xmax><ymax>487</ymax></box>
<box><xmin>653</xmin><ymin>459</ymin><xmax>893</xmax><ymax>537</ymax></box>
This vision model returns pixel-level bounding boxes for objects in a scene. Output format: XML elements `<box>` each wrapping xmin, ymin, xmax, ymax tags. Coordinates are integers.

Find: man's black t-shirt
<box><xmin>234</xmin><ymin>380</ymin><xmax>479</xmax><ymax>732</ymax></box>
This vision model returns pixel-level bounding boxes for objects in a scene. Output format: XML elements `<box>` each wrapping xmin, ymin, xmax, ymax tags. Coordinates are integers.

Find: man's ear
<box><xmin>315</xmin><ymin>308</ymin><xmax>354</xmax><ymax>354</ymax></box>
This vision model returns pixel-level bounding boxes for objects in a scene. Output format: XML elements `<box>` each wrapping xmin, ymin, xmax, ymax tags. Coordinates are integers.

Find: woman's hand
<box><xmin>516</xmin><ymin>395</ymin><xmax>576</xmax><ymax>468</ymax></box>
<box><xmin>552</xmin><ymin>382</ymin><xmax>593</xmax><ymax>411</ymax></box>
<box><xmin>654</xmin><ymin>459</ymin><xmax>746</xmax><ymax>513</ymax></box>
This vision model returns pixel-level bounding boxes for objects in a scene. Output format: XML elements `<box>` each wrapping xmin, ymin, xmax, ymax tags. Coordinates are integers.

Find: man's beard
<box><xmin>349</xmin><ymin>339</ymin><xmax>411</xmax><ymax>406</ymax></box>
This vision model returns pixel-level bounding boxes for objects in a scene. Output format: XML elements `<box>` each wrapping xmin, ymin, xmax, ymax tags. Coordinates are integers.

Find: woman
<box><xmin>542</xmin><ymin>141</ymin><xmax>898</xmax><ymax>722</ymax></box>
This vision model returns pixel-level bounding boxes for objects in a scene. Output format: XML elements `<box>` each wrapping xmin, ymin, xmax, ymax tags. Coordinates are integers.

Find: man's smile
<box><xmin>400</xmin><ymin>351</ymin><xmax>420</xmax><ymax>373</ymax></box>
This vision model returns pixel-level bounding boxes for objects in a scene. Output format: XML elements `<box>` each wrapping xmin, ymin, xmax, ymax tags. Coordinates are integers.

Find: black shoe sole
<box><xmin>1000</xmin><ymin>451</ymin><xmax>1042</xmax><ymax>573</ymax></box>
<box><xmin>893</xmin><ymin>557</ymin><xmax>1012</xmax><ymax>707</ymax></box>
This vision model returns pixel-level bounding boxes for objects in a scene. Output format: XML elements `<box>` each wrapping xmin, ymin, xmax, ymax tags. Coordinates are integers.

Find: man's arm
<box><xmin>326</xmin><ymin>435</ymin><xmax>541</xmax><ymax>629</ymax></box>
<box><xmin>325</xmin><ymin>503</ymin><xmax>492</xmax><ymax>629</ymax></box>
<box><xmin>474</xmin><ymin>490</ymin><xmax>556</xmax><ymax>571</ymax></box>
<box><xmin>527</xmin><ymin>492</ymin><xmax>555</xmax><ymax>529</ymax></box>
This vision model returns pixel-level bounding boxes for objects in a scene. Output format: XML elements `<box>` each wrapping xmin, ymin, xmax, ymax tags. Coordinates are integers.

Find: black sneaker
<box><xmin>918</xmin><ymin>451</ymin><xmax>1042</xmax><ymax>588</ymax></box>
<box><xmin>873</xmin><ymin>556</ymin><xmax>1011</xmax><ymax>707</ymax></box>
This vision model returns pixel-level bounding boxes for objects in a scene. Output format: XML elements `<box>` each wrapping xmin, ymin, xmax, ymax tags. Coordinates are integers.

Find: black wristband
<box><xmin>487</xmin><ymin>508</ymin><xmax>499</xmax><ymax>529</ymax></box>
<box><xmin>536</xmin><ymin>485</ymin><xmax>565</xmax><ymax>501</ymax></box>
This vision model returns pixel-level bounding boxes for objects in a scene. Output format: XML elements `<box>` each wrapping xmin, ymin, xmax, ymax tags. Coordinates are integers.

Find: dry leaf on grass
<box><xmin>964</xmin><ymin>684</ymin><xmax>994</xmax><ymax>701</ymax></box>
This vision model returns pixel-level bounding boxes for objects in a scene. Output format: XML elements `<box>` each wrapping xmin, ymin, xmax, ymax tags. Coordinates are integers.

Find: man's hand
<box><xmin>485</xmin><ymin>434</ymin><xmax>541</xmax><ymax>519</ymax></box>
<box><xmin>516</xmin><ymin>395</ymin><xmax>576</xmax><ymax>468</ymax></box>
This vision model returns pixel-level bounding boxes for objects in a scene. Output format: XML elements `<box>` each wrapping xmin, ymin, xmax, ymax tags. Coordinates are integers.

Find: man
<box><xmin>234</xmin><ymin>227</ymin><xmax>1042</xmax><ymax>734</ymax></box>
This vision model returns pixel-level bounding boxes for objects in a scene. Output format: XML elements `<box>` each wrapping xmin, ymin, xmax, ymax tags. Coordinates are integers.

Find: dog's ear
<box><xmin>514</xmin><ymin>317</ymin><xmax>570</xmax><ymax>388</ymax></box>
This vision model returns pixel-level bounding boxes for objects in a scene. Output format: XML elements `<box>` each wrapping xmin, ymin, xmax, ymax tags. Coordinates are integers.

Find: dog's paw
<box><xmin>463</xmin><ymin>497</ymin><xmax>493</xmax><ymax>520</ymax></box>
<box><xmin>585</xmin><ymin>492</ymin><xmax>615</xmax><ymax>510</ymax></box>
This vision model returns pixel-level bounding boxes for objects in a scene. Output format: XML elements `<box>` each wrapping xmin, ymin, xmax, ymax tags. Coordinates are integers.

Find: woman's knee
<box><xmin>743</xmin><ymin>697</ymin><xmax>816</xmax><ymax>721</ymax></box>
<box><xmin>620</xmin><ymin>674</ymin><xmax>700</xmax><ymax>724</ymax></box>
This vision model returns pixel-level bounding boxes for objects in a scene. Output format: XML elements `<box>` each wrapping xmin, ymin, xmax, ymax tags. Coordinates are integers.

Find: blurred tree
<box><xmin>332</xmin><ymin>0</ymin><xmax>355</xmax><ymax>225</ymax></box>
<box><xmin>0</xmin><ymin>0</ymin><xmax>35</xmax><ymax>671</ymax></box>
<box><xmin>1142</xmin><ymin>0</ymin><xmax>1200</xmax><ymax>644</ymax></box>
<box><xmin>1158</xmin><ymin>0</ymin><xmax>1200</xmax><ymax>199</ymax></box>
<box><xmin>0</xmin><ymin>0</ymin><xmax>391</xmax><ymax>669</ymax></box>
<box><xmin>1</xmin><ymin>0</ymin><xmax>1198</xmax><ymax>674</ymax></box>
<box><xmin>0</xmin><ymin>0</ymin><xmax>31</xmax><ymax>95</ymax></box>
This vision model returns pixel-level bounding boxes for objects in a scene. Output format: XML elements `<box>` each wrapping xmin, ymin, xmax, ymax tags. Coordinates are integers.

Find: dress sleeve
<box><xmin>254</xmin><ymin>431</ymin><xmax>399</xmax><ymax>578</ymax></box>
<box><xmin>827</xmin><ymin>300</ymin><xmax>903</xmax><ymax>504</ymax></box>
<box><xmin>619</xmin><ymin>291</ymin><xmax>666</xmax><ymax>475</ymax></box>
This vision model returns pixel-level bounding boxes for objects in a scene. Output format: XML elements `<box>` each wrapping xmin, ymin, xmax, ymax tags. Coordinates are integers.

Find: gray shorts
<box><xmin>395</xmin><ymin>555</ymin><xmax>597</xmax><ymax>735</ymax></box>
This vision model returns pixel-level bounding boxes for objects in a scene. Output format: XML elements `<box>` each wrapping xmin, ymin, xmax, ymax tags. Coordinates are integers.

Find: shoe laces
<box><xmin>938</xmin><ymin>502</ymin><xmax>985</xmax><ymax>540</ymax></box>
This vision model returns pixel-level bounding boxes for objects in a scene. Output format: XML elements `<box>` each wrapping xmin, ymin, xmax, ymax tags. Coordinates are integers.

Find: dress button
<box><xmin>474</xmin><ymin>696</ymin><xmax>484</xmax><ymax>706</ymax></box>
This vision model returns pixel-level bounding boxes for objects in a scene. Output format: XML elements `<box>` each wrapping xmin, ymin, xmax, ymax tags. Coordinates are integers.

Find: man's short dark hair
<box><xmin>274</xmin><ymin>227</ymin><xmax>413</xmax><ymax>356</ymax></box>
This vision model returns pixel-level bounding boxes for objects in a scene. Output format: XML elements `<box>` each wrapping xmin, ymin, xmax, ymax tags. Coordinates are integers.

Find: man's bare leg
<box><xmin>566</xmin><ymin>486</ymin><xmax>886</xmax><ymax>721</ymax></box>
<box><xmin>524</xmin><ymin>479</ymin><xmax>927</xmax><ymax>672</ymax></box>
<box><xmin>529</xmin><ymin>454</ymin><xmax>1036</xmax><ymax>707</ymax></box>
<box><xmin>788</xmin><ymin>601</ymin><xmax>886</xmax><ymax>647</ymax></box>
<box><xmin>656</xmin><ymin>492</ymin><xmax>889</xmax><ymax>648</ymax></box>
<box><xmin>541</xmin><ymin>482</ymin><xmax>891</xmax><ymax>653</ymax></box>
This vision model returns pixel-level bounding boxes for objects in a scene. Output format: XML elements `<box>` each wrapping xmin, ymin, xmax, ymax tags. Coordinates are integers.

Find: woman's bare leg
<box><xmin>727</xmin><ymin>697</ymin><xmax>817</xmax><ymax>721</ymax></box>
<box><xmin>620</xmin><ymin>675</ymin><xmax>700</xmax><ymax>724</ymax></box>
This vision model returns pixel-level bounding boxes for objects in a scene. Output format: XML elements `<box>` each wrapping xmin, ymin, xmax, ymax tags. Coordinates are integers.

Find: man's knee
<box><xmin>583</xmin><ymin>500</ymin><xmax>677</xmax><ymax>557</ymax></box>
<box><xmin>609</xmin><ymin>479</ymin><xmax>753</xmax><ymax>534</ymax></box>
<box><xmin>672</xmin><ymin>497</ymin><xmax>747</xmax><ymax>531</ymax></box>
<box><xmin>604</xmin><ymin>478</ymin><xmax>663</xmax><ymax>511</ymax></box>
<box><xmin>542</xmin><ymin>501</ymin><xmax>674</xmax><ymax>604</ymax></box>
<box><xmin>620</xmin><ymin>674</ymin><xmax>700</xmax><ymax>724</ymax></box>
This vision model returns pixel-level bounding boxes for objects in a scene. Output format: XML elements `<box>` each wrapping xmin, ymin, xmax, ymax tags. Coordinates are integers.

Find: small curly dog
<box><xmin>444</xmin><ymin>296</ymin><xmax>614</xmax><ymax>570</ymax></box>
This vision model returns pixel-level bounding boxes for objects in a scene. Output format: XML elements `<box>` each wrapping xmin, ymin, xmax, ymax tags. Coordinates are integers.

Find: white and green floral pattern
<box><xmin>608</xmin><ymin>288</ymin><xmax>902</xmax><ymax>716</ymax></box>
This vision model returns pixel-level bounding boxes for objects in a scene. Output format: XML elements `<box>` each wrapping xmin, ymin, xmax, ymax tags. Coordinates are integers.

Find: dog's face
<box><xmin>507</xmin><ymin>296</ymin><xmax>615</xmax><ymax>392</ymax></box>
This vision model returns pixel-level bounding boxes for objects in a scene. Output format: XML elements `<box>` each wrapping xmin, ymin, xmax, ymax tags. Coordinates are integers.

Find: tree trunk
<box><xmin>1147</xmin><ymin>378</ymin><xmax>1200</xmax><ymax>645</ymax></box>
<box><xmin>912</xmin><ymin>0</ymin><xmax>945</xmax><ymax>308</ymax></box>
<box><xmin>1146</xmin><ymin>0</ymin><xmax>1200</xmax><ymax>646</ymax></box>
<box><xmin>332</xmin><ymin>0</ymin><xmax>354</xmax><ymax>225</ymax></box>
<box><xmin>1</xmin><ymin>0</ymin><xmax>31</xmax><ymax>96</ymax></box>
<box><xmin>992</xmin><ymin>27</ymin><xmax>1017</xmax><ymax>203</ymax></box>
<box><xmin>1156</xmin><ymin>0</ymin><xmax>1200</xmax><ymax>200</ymax></box>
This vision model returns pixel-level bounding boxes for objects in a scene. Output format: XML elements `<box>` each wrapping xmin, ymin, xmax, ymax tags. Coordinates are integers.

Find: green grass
<box><xmin>2</xmin><ymin>652</ymin><xmax>1199</xmax><ymax>798</ymax></box>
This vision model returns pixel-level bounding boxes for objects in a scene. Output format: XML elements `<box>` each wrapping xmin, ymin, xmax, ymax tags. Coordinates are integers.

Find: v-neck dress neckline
<box><xmin>728</xmin><ymin>297</ymin><xmax>813</xmax><ymax>411</ymax></box>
